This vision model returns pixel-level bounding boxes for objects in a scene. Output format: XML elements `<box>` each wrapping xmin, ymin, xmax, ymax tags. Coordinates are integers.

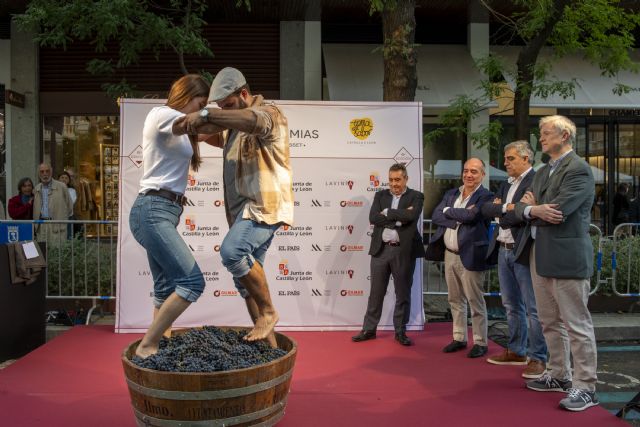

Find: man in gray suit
<box><xmin>515</xmin><ymin>115</ymin><xmax>598</xmax><ymax>412</ymax></box>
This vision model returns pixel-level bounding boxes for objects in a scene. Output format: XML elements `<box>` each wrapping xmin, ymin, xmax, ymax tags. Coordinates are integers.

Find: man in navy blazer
<box><xmin>481</xmin><ymin>141</ymin><xmax>547</xmax><ymax>379</ymax></box>
<box><xmin>352</xmin><ymin>163</ymin><xmax>425</xmax><ymax>346</ymax></box>
<box><xmin>430</xmin><ymin>158</ymin><xmax>494</xmax><ymax>358</ymax></box>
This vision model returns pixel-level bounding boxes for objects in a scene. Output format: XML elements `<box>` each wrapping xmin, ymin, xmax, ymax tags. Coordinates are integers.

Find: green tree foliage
<box><xmin>426</xmin><ymin>0</ymin><xmax>640</xmax><ymax>148</ymax></box>
<box><xmin>15</xmin><ymin>0</ymin><xmax>250</xmax><ymax>98</ymax></box>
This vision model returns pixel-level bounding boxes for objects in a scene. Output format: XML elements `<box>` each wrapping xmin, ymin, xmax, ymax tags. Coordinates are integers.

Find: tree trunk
<box><xmin>513</xmin><ymin>0</ymin><xmax>574</xmax><ymax>139</ymax></box>
<box><xmin>381</xmin><ymin>0</ymin><xmax>417</xmax><ymax>102</ymax></box>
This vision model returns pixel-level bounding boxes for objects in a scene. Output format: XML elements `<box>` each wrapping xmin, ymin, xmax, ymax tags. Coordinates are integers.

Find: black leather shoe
<box><xmin>467</xmin><ymin>344</ymin><xmax>488</xmax><ymax>358</ymax></box>
<box><xmin>442</xmin><ymin>340</ymin><xmax>468</xmax><ymax>353</ymax></box>
<box><xmin>395</xmin><ymin>332</ymin><xmax>413</xmax><ymax>346</ymax></box>
<box><xmin>352</xmin><ymin>330</ymin><xmax>376</xmax><ymax>342</ymax></box>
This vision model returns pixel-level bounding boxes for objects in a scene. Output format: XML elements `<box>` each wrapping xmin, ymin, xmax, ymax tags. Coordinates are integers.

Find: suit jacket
<box><xmin>369</xmin><ymin>188</ymin><xmax>425</xmax><ymax>259</ymax></box>
<box><xmin>430</xmin><ymin>185</ymin><xmax>494</xmax><ymax>271</ymax></box>
<box><xmin>514</xmin><ymin>151</ymin><xmax>594</xmax><ymax>279</ymax></box>
<box><xmin>481</xmin><ymin>169</ymin><xmax>535</xmax><ymax>265</ymax></box>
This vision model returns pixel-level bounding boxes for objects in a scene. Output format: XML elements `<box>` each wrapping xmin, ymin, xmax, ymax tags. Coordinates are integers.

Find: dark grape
<box><xmin>130</xmin><ymin>326</ymin><xmax>288</xmax><ymax>372</ymax></box>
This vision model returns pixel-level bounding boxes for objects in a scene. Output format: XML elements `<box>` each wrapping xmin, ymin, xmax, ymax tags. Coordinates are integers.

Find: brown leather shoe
<box><xmin>522</xmin><ymin>359</ymin><xmax>546</xmax><ymax>379</ymax></box>
<box><xmin>486</xmin><ymin>349</ymin><xmax>527</xmax><ymax>365</ymax></box>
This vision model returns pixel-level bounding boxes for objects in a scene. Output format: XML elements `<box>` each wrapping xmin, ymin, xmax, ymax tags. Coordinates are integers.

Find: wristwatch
<box><xmin>199</xmin><ymin>108</ymin><xmax>209</xmax><ymax>120</ymax></box>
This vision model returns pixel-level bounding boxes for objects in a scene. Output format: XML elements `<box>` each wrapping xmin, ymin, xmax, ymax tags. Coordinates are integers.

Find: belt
<box><xmin>445</xmin><ymin>247</ymin><xmax>459</xmax><ymax>255</ymax></box>
<box><xmin>500</xmin><ymin>242</ymin><xmax>515</xmax><ymax>250</ymax></box>
<box><xmin>145</xmin><ymin>189</ymin><xmax>184</xmax><ymax>203</ymax></box>
<box><xmin>383</xmin><ymin>241</ymin><xmax>400</xmax><ymax>247</ymax></box>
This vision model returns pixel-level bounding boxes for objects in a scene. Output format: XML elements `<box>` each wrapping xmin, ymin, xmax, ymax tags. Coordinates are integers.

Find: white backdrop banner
<box><xmin>116</xmin><ymin>100</ymin><xmax>424</xmax><ymax>332</ymax></box>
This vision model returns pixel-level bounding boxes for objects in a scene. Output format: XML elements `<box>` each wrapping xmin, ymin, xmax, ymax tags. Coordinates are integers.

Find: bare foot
<box><xmin>244</xmin><ymin>312</ymin><xmax>279</xmax><ymax>342</ymax></box>
<box><xmin>135</xmin><ymin>343</ymin><xmax>158</xmax><ymax>359</ymax></box>
<box><xmin>265</xmin><ymin>331</ymin><xmax>278</xmax><ymax>349</ymax></box>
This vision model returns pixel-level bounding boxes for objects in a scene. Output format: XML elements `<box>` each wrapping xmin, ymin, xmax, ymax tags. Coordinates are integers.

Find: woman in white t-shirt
<box><xmin>129</xmin><ymin>74</ymin><xmax>209</xmax><ymax>358</ymax></box>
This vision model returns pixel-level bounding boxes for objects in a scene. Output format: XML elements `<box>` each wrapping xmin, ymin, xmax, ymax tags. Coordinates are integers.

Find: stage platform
<box><xmin>0</xmin><ymin>324</ymin><xmax>624</xmax><ymax>426</ymax></box>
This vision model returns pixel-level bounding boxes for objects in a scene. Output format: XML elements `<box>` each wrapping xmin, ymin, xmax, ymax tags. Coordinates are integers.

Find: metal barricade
<box><xmin>0</xmin><ymin>219</ymin><xmax>118</xmax><ymax>324</ymax></box>
<box><xmin>611</xmin><ymin>223</ymin><xmax>640</xmax><ymax>297</ymax></box>
<box><xmin>424</xmin><ymin>219</ymin><xmax>606</xmax><ymax>297</ymax></box>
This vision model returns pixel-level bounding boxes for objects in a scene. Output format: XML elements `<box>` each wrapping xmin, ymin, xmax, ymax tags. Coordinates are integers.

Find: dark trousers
<box><xmin>362</xmin><ymin>245</ymin><xmax>416</xmax><ymax>333</ymax></box>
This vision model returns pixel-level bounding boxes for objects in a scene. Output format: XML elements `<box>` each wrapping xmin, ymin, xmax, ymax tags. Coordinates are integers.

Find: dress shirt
<box><xmin>381</xmin><ymin>189</ymin><xmax>406</xmax><ymax>243</ymax></box>
<box><xmin>40</xmin><ymin>182</ymin><xmax>51</xmax><ymax>218</ymax></box>
<box><xmin>497</xmin><ymin>167</ymin><xmax>532</xmax><ymax>244</ymax></box>
<box><xmin>444</xmin><ymin>184</ymin><xmax>481</xmax><ymax>252</ymax></box>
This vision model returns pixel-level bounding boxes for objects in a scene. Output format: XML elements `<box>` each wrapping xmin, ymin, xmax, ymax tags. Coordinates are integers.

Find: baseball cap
<box><xmin>207</xmin><ymin>67</ymin><xmax>247</xmax><ymax>104</ymax></box>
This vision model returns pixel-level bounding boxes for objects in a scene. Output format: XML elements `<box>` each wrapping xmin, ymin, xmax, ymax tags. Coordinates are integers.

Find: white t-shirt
<box><xmin>139</xmin><ymin>106</ymin><xmax>193</xmax><ymax>195</ymax></box>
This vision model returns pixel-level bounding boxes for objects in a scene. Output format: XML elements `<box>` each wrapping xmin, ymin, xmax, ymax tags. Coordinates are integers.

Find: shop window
<box><xmin>42</xmin><ymin>115</ymin><xmax>119</xmax><ymax>235</ymax></box>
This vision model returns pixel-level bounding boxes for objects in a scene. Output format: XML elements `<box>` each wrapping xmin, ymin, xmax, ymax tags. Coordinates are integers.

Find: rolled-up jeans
<box><xmin>129</xmin><ymin>193</ymin><xmax>205</xmax><ymax>308</ymax></box>
<box><xmin>220</xmin><ymin>210</ymin><xmax>280</xmax><ymax>298</ymax></box>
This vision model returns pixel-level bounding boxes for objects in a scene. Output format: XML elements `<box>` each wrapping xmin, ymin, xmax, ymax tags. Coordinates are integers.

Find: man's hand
<box><xmin>506</xmin><ymin>203</ymin><xmax>515</xmax><ymax>212</ymax></box>
<box><xmin>183</xmin><ymin>111</ymin><xmax>207</xmax><ymax>135</ymax></box>
<box><xmin>531</xmin><ymin>203</ymin><xmax>563</xmax><ymax>224</ymax></box>
<box><xmin>493</xmin><ymin>197</ymin><xmax>502</xmax><ymax>205</ymax></box>
<box><xmin>520</xmin><ymin>191</ymin><xmax>536</xmax><ymax>205</ymax></box>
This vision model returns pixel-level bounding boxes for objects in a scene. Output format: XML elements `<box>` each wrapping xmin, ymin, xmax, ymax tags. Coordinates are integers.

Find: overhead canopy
<box><xmin>491</xmin><ymin>46</ymin><xmax>640</xmax><ymax>108</ymax></box>
<box><xmin>323</xmin><ymin>44</ymin><xmax>493</xmax><ymax>107</ymax></box>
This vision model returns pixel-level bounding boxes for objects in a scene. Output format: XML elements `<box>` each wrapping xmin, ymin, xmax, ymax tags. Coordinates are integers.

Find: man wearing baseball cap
<box><xmin>178</xmin><ymin>67</ymin><xmax>293</xmax><ymax>347</ymax></box>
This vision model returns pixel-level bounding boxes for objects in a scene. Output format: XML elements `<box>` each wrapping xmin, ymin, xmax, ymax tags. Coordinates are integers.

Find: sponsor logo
<box><xmin>213</xmin><ymin>289</ymin><xmax>238</xmax><ymax>297</ymax></box>
<box><xmin>368</xmin><ymin>172</ymin><xmax>388</xmax><ymax>192</ymax></box>
<box><xmin>349</xmin><ymin>117</ymin><xmax>373</xmax><ymax>140</ymax></box>
<box><xmin>340</xmin><ymin>244</ymin><xmax>364</xmax><ymax>252</ymax></box>
<box><xmin>182</xmin><ymin>221</ymin><xmax>221</xmax><ymax>237</ymax></box>
<box><xmin>184</xmin><ymin>178</ymin><xmax>220</xmax><ymax>193</ymax></box>
<box><xmin>393</xmin><ymin>147</ymin><xmax>415</xmax><ymax>166</ymax></box>
<box><xmin>311</xmin><ymin>199</ymin><xmax>331</xmax><ymax>207</ymax></box>
<box><xmin>289</xmin><ymin>129</ymin><xmax>319</xmax><ymax>148</ymax></box>
<box><xmin>311</xmin><ymin>288</ymin><xmax>331</xmax><ymax>296</ymax></box>
<box><xmin>276</xmin><ymin>260</ymin><xmax>312</xmax><ymax>282</ymax></box>
<box><xmin>276</xmin><ymin>225</ymin><xmax>313</xmax><ymax>237</ymax></box>
<box><xmin>188</xmin><ymin>244</ymin><xmax>205</xmax><ymax>252</ymax></box>
<box><xmin>278</xmin><ymin>245</ymin><xmax>301</xmax><ymax>252</ymax></box>
<box><xmin>213</xmin><ymin>200</ymin><xmax>224</xmax><ymax>207</ymax></box>
<box><xmin>324</xmin><ymin>225</ymin><xmax>355</xmax><ymax>235</ymax></box>
<box><xmin>7</xmin><ymin>226</ymin><xmax>19</xmax><ymax>242</ymax></box>
<box><xmin>203</xmin><ymin>271</ymin><xmax>219</xmax><ymax>282</ymax></box>
<box><xmin>213</xmin><ymin>245</ymin><xmax>220</xmax><ymax>252</ymax></box>
<box><xmin>278</xmin><ymin>261</ymin><xmax>290</xmax><ymax>276</ymax></box>
<box><xmin>183</xmin><ymin>198</ymin><xmax>195</xmax><ymax>207</ymax></box>
<box><xmin>324</xmin><ymin>269</ymin><xmax>355</xmax><ymax>279</ymax></box>
<box><xmin>340</xmin><ymin>200</ymin><xmax>364</xmax><ymax>207</ymax></box>
<box><xmin>324</xmin><ymin>180</ymin><xmax>355</xmax><ymax>190</ymax></box>
<box><xmin>293</xmin><ymin>181</ymin><xmax>313</xmax><ymax>193</ymax></box>
<box><xmin>128</xmin><ymin>145</ymin><xmax>143</xmax><ymax>168</ymax></box>
<box><xmin>340</xmin><ymin>289</ymin><xmax>364</xmax><ymax>296</ymax></box>
<box><xmin>185</xmin><ymin>216</ymin><xmax>196</xmax><ymax>231</ymax></box>
<box><xmin>187</xmin><ymin>174</ymin><xmax>196</xmax><ymax>187</ymax></box>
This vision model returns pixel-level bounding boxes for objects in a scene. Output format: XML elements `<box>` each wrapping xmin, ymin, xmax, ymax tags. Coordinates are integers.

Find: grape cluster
<box><xmin>130</xmin><ymin>326</ymin><xmax>288</xmax><ymax>372</ymax></box>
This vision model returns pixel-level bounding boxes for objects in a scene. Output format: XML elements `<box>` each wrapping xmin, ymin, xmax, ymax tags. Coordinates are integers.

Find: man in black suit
<box><xmin>429</xmin><ymin>158</ymin><xmax>494</xmax><ymax>358</ymax></box>
<box><xmin>481</xmin><ymin>141</ymin><xmax>547</xmax><ymax>379</ymax></box>
<box><xmin>352</xmin><ymin>163</ymin><xmax>425</xmax><ymax>346</ymax></box>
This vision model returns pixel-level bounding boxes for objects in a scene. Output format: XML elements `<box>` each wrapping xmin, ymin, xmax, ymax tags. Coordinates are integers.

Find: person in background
<box><xmin>58</xmin><ymin>171</ymin><xmax>78</xmax><ymax>238</ymax></box>
<box><xmin>352</xmin><ymin>163</ymin><xmax>425</xmax><ymax>346</ymax></box>
<box><xmin>613</xmin><ymin>183</ymin><xmax>630</xmax><ymax>226</ymax></box>
<box><xmin>129</xmin><ymin>74</ymin><xmax>209</xmax><ymax>358</ymax></box>
<box><xmin>8</xmin><ymin>177</ymin><xmax>35</xmax><ymax>220</ymax></box>
<box><xmin>429</xmin><ymin>158</ymin><xmax>495</xmax><ymax>359</ymax></box>
<box><xmin>33</xmin><ymin>163</ymin><xmax>72</xmax><ymax>242</ymax></box>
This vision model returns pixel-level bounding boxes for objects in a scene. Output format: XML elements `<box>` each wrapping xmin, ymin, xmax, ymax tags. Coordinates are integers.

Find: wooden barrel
<box><xmin>121</xmin><ymin>327</ymin><xmax>297</xmax><ymax>427</ymax></box>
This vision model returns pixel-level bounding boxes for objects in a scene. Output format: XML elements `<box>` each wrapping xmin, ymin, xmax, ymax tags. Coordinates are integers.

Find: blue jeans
<box><xmin>220</xmin><ymin>211</ymin><xmax>280</xmax><ymax>298</ymax></box>
<box><xmin>498</xmin><ymin>246</ymin><xmax>547</xmax><ymax>362</ymax></box>
<box><xmin>129</xmin><ymin>194</ymin><xmax>205</xmax><ymax>308</ymax></box>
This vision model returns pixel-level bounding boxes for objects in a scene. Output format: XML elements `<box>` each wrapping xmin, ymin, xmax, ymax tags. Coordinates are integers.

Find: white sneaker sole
<box><xmin>522</xmin><ymin>371</ymin><xmax>545</xmax><ymax>379</ymax></box>
<box><xmin>486</xmin><ymin>359</ymin><xmax>528</xmax><ymax>366</ymax></box>
<box><xmin>559</xmin><ymin>401</ymin><xmax>599</xmax><ymax>412</ymax></box>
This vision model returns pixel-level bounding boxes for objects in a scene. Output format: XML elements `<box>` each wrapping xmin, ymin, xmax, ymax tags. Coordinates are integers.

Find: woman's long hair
<box><xmin>166</xmin><ymin>74</ymin><xmax>210</xmax><ymax>172</ymax></box>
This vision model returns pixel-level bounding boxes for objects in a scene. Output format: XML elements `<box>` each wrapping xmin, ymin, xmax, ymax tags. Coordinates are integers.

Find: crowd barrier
<box><xmin>610</xmin><ymin>223</ymin><xmax>640</xmax><ymax>297</ymax></box>
<box><xmin>0</xmin><ymin>219</ymin><xmax>117</xmax><ymax>325</ymax></box>
<box><xmin>423</xmin><ymin>220</ymin><xmax>607</xmax><ymax>297</ymax></box>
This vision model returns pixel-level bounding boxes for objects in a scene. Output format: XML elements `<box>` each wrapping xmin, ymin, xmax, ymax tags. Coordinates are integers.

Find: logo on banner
<box><xmin>7</xmin><ymin>226</ymin><xmax>19</xmax><ymax>242</ymax></box>
<box><xmin>278</xmin><ymin>261</ymin><xmax>289</xmax><ymax>276</ymax></box>
<box><xmin>340</xmin><ymin>289</ymin><xmax>364</xmax><ymax>297</ymax></box>
<box><xmin>213</xmin><ymin>200</ymin><xmax>225</xmax><ymax>207</ymax></box>
<box><xmin>325</xmin><ymin>180</ymin><xmax>355</xmax><ymax>190</ymax></box>
<box><xmin>367</xmin><ymin>224</ymin><xmax>374</xmax><ymax>236</ymax></box>
<box><xmin>188</xmin><ymin>244</ymin><xmax>205</xmax><ymax>252</ymax></box>
<box><xmin>349</xmin><ymin>117</ymin><xmax>373</xmax><ymax>140</ymax></box>
<box><xmin>277</xmin><ymin>260</ymin><xmax>312</xmax><ymax>282</ymax></box>
<box><xmin>276</xmin><ymin>225</ymin><xmax>313</xmax><ymax>237</ymax></box>
<box><xmin>278</xmin><ymin>244</ymin><xmax>300</xmax><ymax>252</ymax></box>
<box><xmin>324</xmin><ymin>269</ymin><xmax>355</xmax><ymax>279</ymax></box>
<box><xmin>185</xmin><ymin>216</ymin><xmax>196</xmax><ymax>231</ymax></box>
<box><xmin>293</xmin><ymin>181</ymin><xmax>313</xmax><ymax>193</ymax></box>
<box><xmin>311</xmin><ymin>243</ymin><xmax>332</xmax><ymax>252</ymax></box>
<box><xmin>325</xmin><ymin>225</ymin><xmax>355</xmax><ymax>235</ymax></box>
<box><xmin>188</xmin><ymin>174</ymin><xmax>197</xmax><ymax>187</ymax></box>
<box><xmin>393</xmin><ymin>147</ymin><xmax>415</xmax><ymax>166</ymax></box>
<box><xmin>213</xmin><ymin>289</ymin><xmax>238</xmax><ymax>297</ymax></box>
<box><xmin>340</xmin><ymin>200</ymin><xmax>364</xmax><ymax>208</ymax></box>
<box><xmin>311</xmin><ymin>199</ymin><xmax>331</xmax><ymax>207</ymax></box>
<box><xmin>340</xmin><ymin>245</ymin><xmax>364</xmax><ymax>252</ymax></box>
<box><xmin>368</xmin><ymin>172</ymin><xmax>388</xmax><ymax>191</ymax></box>
<box><xmin>289</xmin><ymin>128</ymin><xmax>319</xmax><ymax>148</ymax></box>
<box><xmin>213</xmin><ymin>245</ymin><xmax>221</xmax><ymax>252</ymax></box>
<box><xmin>128</xmin><ymin>145</ymin><xmax>144</xmax><ymax>168</ymax></box>
<box><xmin>311</xmin><ymin>288</ymin><xmax>331</xmax><ymax>296</ymax></box>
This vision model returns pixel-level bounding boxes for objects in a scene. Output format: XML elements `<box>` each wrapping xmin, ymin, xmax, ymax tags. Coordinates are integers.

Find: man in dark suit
<box><xmin>352</xmin><ymin>163</ymin><xmax>425</xmax><ymax>346</ymax></box>
<box><xmin>515</xmin><ymin>115</ymin><xmax>598</xmax><ymax>412</ymax></box>
<box><xmin>481</xmin><ymin>141</ymin><xmax>547</xmax><ymax>379</ymax></box>
<box><xmin>430</xmin><ymin>158</ymin><xmax>494</xmax><ymax>358</ymax></box>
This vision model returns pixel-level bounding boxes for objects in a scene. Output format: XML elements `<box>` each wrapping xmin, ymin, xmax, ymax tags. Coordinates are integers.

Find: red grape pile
<box><xmin>130</xmin><ymin>326</ymin><xmax>287</xmax><ymax>372</ymax></box>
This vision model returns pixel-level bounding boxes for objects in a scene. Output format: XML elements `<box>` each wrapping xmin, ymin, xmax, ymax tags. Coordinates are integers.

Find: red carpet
<box><xmin>0</xmin><ymin>324</ymin><xmax>623</xmax><ymax>427</ymax></box>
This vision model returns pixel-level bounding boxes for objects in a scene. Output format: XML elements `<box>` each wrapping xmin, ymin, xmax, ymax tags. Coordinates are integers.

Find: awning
<box><xmin>491</xmin><ymin>46</ymin><xmax>640</xmax><ymax>108</ymax></box>
<box><xmin>323</xmin><ymin>44</ymin><xmax>492</xmax><ymax>107</ymax></box>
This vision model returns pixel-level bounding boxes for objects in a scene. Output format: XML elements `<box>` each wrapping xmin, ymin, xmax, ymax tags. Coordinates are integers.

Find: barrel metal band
<box><xmin>126</xmin><ymin>370</ymin><xmax>292</xmax><ymax>400</ymax></box>
<box><xmin>133</xmin><ymin>397</ymin><xmax>287</xmax><ymax>427</ymax></box>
